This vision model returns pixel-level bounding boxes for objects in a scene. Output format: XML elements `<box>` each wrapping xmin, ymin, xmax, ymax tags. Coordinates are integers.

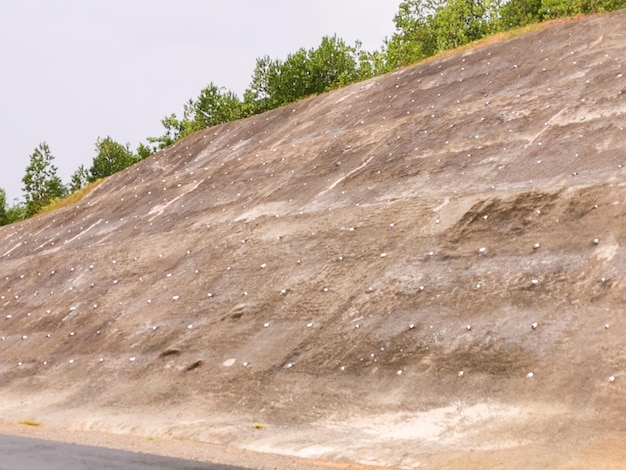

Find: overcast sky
<box><xmin>0</xmin><ymin>1</ymin><xmax>399</xmax><ymax>203</ymax></box>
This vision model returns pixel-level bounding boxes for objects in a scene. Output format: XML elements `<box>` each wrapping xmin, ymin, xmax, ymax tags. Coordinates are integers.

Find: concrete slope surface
<box><xmin>1</xmin><ymin>10</ymin><xmax>625</xmax><ymax>469</ymax></box>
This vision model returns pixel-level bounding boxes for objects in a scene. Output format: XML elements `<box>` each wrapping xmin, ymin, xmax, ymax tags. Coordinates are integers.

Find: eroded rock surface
<box><xmin>1</xmin><ymin>11</ymin><xmax>625</xmax><ymax>469</ymax></box>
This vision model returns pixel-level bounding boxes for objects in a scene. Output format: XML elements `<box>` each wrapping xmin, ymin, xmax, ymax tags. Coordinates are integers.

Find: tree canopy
<box><xmin>88</xmin><ymin>137</ymin><xmax>139</xmax><ymax>182</ymax></box>
<box><xmin>385</xmin><ymin>0</ymin><xmax>626</xmax><ymax>67</ymax></box>
<box><xmin>243</xmin><ymin>35</ymin><xmax>374</xmax><ymax>114</ymax></box>
<box><xmin>0</xmin><ymin>188</ymin><xmax>8</xmax><ymax>226</ymax></box>
<box><xmin>22</xmin><ymin>142</ymin><xmax>66</xmax><ymax>217</ymax></box>
<box><xmin>0</xmin><ymin>190</ymin><xmax>24</xmax><ymax>226</ymax></box>
<box><xmin>69</xmin><ymin>164</ymin><xmax>90</xmax><ymax>193</ymax></box>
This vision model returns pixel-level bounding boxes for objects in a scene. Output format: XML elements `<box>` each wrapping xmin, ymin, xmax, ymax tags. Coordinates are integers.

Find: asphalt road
<box><xmin>0</xmin><ymin>434</ymin><xmax>248</xmax><ymax>470</ymax></box>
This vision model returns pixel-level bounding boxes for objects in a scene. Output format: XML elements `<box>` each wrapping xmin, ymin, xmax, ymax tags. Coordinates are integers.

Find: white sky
<box><xmin>0</xmin><ymin>1</ymin><xmax>399</xmax><ymax>204</ymax></box>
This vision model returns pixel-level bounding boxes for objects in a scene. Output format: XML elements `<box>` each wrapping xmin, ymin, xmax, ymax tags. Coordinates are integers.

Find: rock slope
<box><xmin>0</xmin><ymin>10</ymin><xmax>625</xmax><ymax>469</ymax></box>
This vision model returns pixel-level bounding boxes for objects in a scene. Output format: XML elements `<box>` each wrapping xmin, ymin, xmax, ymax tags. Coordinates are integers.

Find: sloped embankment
<box><xmin>0</xmin><ymin>10</ymin><xmax>625</xmax><ymax>469</ymax></box>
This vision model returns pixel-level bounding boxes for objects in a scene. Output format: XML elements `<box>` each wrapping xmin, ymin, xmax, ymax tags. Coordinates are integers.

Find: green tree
<box><xmin>431</xmin><ymin>0</ymin><xmax>488</xmax><ymax>51</ymax></box>
<box><xmin>6</xmin><ymin>200</ymin><xmax>25</xmax><ymax>224</ymax></box>
<box><xmin>0</xmin><ymin>188</ymin><xmax>8</xmax><ymax>226</ymax></box>
<box><xmin>136</xmin><ymin>142</ymin><xmax>153</xmax><ymax>160</ymax></box>
<box><xmin>539</xmin><ymin>0</ymin><xmax>626</xmax><ymax>16</ymax></box>
<box><xmin>69</xmin><ymin>164</ymin><xmax>90</xmax><ymax>193</ymax></box>
<box><xmin>147</xmin><ymin>113</ymin><xmax>184</xmax><ymax>150</ymax></box>
<box><xmin>597</xmin><ymin>0</ymin><xmax>626</xmax><ymax>11</ymax></box>
<box><xmin>180</xmin><ymin>83</ymin><xmax>243</xmax><ymax>136</ymax></box>
<box><xmin>272</xmin><ymin>48</ymin><xmax>311</xmax><ymax>104</ymax></box>
<box><xmin>243</xmin><ymin>36</ymin><xmax>362</xmax><ymax>114</ymax></box>
<box><xmin>498</xmin><ymin>0</ymin><xmax>542</xmax><ymax>28</ymax></box>
<box><xmin>308</xmin><ymin>35</ymin><xmax>360</xmax><ymax>90</ymax></box>
<box><xmin>149</xmin><ymin>84</ymin><xmax>243</xmax><ymax>148</ymax></box>
<box><xmin>385</xmin><ymin>0</ymin><xmax>440</xmax><ymax>69</ymax></box>
<box><xmin>22</xmin><ymin>142</ymin><xmax>66</xmax><ymax>217</ymax></box>
<box><xmin>0</xmin><ymin>192</ymin><xmax>25</xmax><ymax>225</ymax></box>
<box><xmin>354</xmin><ymin>42</ymin><xmax>389</xmax><ymax>79</ymax></box>
<box><xmin>243</xmin><ymin>55</ymin><xmax>283</xmax><ymax>114</ymax></box>
<box><xmin>539</xmin><ymin>0</ymin><xmax>582</xmax><ymax>17</ymax></box>
<box><xmin>387</xmin><ymin>0</ymin><xmax>492</xmax><ymax>63</ymax></box>
<box><xmin>88</xmin><ymin>136</ymin><xmax>138</xmax><ymax>182</ymax></box>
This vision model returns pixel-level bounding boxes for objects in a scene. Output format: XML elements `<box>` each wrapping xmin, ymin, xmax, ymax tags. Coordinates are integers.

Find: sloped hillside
<box><xmin>1</xmin><ymin>10</ymin><xmax>625</xmax><ymax>469</ymax></box>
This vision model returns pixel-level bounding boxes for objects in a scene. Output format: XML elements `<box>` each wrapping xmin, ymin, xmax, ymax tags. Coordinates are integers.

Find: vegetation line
<box><xmin>1</xmin><ymin>0</ymin><xmax>624</xmax><ymax>226</ymax></box>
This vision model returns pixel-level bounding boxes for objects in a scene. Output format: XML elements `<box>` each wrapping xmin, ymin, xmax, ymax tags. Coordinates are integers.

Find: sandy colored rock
<box><xmin>1</xmin><ymin>10</ymin><xmax>626</xmax><ymax>469</ymax></box>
